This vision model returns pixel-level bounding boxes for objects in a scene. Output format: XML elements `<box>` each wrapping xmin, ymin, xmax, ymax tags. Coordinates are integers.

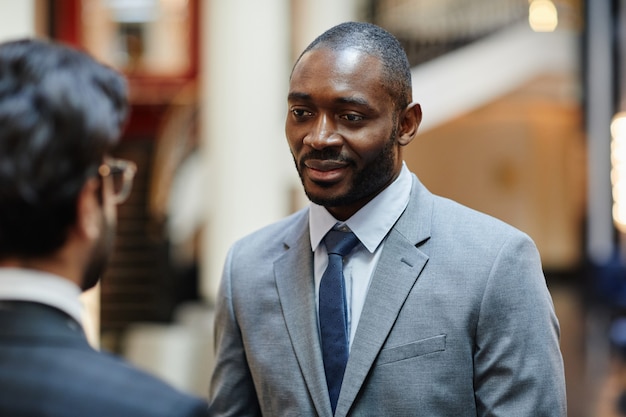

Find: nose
<box><xmin>303</xmin><ymin>114</ymin><xmax>341</xmax><ymax>150</ymax></box>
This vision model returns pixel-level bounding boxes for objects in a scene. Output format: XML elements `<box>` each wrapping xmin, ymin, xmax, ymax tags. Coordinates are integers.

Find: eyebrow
<box><xmin>336</xmin><ymin>96</ymin><xmax>373</xmax><ymax>110</ymax></box>
<box><xmin>287</xmin><ymin>92</ymin><xmax>311</xmax><ymax>102</ymax></box>
<box><xmin>287</xmin><ymin>92</ymin><xmax>375</xmax><ymax>112</ymax></box>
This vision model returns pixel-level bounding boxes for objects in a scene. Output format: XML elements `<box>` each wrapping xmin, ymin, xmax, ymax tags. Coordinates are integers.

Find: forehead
<box><xmin>289</xmin><ymin>47</ymin><xmax>390</xmax><ymax>104</ymax></box>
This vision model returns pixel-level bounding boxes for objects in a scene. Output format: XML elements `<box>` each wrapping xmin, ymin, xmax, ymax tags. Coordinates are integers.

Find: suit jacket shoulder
<box><xmin>0</xmin><ymin>302</ymin><xmax>209</xmax><ymax>417</ymax></box>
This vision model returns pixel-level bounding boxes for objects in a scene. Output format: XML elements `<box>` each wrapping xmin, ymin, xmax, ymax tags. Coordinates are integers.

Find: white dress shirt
<box><xmin>0</xmin><ymin>267</ymin><xmax>84</xmax><ymax>326</ymax></box>
<box><xmin>309</xmin><ymin>162</ymin><xmax>412</xmax><ymax>347</ymax></box>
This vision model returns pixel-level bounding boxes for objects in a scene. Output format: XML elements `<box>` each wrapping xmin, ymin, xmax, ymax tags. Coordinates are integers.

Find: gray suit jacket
<box><xmin>209</xmin><ymin>174</ymin><xmax>566</xmax><ymax>416</ymax></box>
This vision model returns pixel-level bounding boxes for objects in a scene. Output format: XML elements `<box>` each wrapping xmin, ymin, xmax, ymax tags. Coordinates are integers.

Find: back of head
<box><xmin>0</xmin><ymin>39</ymin><xmax>128</xmax><ymax>259</ymax></box>
<box><xmin>297</xmin><ymin>21</ymin><xmax>413</xmax><ymax>111</ymax></box>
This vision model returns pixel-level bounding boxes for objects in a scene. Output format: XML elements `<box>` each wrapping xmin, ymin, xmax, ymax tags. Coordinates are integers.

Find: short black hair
<box><xmin>295</xmin><ymin>21</ymin><xmax>412</xmax><ymax>112</ymax></box>
<box><xmin>0</xmin><ymin>39</ymin><xmax>128</xmax><ymax>258</ymax></box>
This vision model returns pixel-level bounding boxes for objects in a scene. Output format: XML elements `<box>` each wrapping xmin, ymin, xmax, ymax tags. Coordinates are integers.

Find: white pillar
<box><xmin>200</xmin><ymin>0</ymin><xmax>292</xmax><ymax>302</ymax></box>
<box><xmin>0</xmin><ymin>0</ymin><xmax>35</xmax><ymax>41</ymax></box>
<box><xmin>290</xmin><ymin>0</ymin><xmax>360</xmax><ymax>61</ymax></box>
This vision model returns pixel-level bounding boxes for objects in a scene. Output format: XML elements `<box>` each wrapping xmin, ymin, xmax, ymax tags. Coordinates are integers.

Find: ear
<box><xmin>76</xmin><ymin>178</ymin><xmax>102</xmax><ymax>241</ymax></box>
<box><xmin>397</xmin><ymin>102</ymin><xmax>422</xmax><ymax>147</ymax></box>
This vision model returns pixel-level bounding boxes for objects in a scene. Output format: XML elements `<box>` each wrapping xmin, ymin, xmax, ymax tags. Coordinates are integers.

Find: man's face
<box><xmin>286</xmin><ymin>47</ymin><xmax>403</xmax><ymax>220</ymax></box>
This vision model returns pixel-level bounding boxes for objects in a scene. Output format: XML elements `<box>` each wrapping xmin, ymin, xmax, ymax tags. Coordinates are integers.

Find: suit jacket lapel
<box><xmin>335</xmin><ymin>175</ymin><xmax>433</xmax><ymax>417</ymax></box>
<box><xmin>274</xmin><ymin>211</ymin><xmax>334</xmax><ymax>417</ymax></box>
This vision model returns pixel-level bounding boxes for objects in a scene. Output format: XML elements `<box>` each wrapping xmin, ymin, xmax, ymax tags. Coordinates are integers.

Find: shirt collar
<box><xmin>0</xmin><ymin>267</ymin><xmax>84</xmax><ymax>325</ymax></box>
<box><xmin>309</xmin><ymin>162</ymin><xmax>412</xmax><ymax>253</ymax></box>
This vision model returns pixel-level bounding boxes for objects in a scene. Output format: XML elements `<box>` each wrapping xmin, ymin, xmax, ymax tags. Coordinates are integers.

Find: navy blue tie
<box><xmin>319</xmin><ymin>229</ymin><xmax>360</xmax><ymax>414</ymax></box>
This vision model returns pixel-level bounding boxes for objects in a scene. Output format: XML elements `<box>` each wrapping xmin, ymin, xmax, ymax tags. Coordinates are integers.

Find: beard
<box><xmin>296</xmin><ymin>126</ymin><xmax>399</xmax><ymax>208</ymax></box>
<box><xmin>81</xmin><ymin>212</ymin><xmax>116</xmax><ymax>291</ymax></box>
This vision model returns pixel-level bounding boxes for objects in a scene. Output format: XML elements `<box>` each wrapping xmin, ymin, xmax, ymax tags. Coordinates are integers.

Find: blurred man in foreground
<box><xmin>0</xmin><ymin>38</ymin><xmax>209</xmax><ymax>417</ymax></box>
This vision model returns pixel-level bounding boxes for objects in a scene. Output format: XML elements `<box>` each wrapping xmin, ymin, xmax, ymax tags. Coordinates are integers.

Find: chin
<box><xmin>305</xmin><ymin>189</ymin><xmax>352</xmax><ymax>208</ymax></box>
<box><xmin>304</xmin><ymin>184</ymin><xmax>341</xmax><ymax>205</ymax></box>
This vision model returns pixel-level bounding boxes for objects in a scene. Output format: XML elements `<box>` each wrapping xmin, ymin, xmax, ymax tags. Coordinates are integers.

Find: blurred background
<box><xmin>0</xmin><ymin>0</ymin><xmax>622</xmax><ymax>415</ymax></box>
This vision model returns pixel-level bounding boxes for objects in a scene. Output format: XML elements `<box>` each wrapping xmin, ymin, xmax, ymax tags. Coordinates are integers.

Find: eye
<box><xmin>341</xmin><ymin>113</ymin><xmax>365</xmax><ymax>122</ymax></box>
<box><xmin>291</xmin><ymin>108</ymin><xmax>313</xmax><ymax>118</ymax></box>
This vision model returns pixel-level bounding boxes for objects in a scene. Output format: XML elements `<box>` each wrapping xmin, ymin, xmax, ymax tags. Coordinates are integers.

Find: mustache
<box><xmin>299</xmin><ymin>149</ymin><xmax>351</xmax><ymax>165</ymax></box>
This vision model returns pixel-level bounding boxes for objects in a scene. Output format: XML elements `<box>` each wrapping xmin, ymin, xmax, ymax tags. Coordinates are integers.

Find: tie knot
<box><xmin>324</xmin><ymin>229</ymin><xmax>360</xmax><ymax>257</ymax></box>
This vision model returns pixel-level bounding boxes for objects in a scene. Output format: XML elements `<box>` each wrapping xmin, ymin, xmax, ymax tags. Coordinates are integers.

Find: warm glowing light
<box><xmin>613</xmin><ymin>112</ymin><xmax>626</xmax><ymax>138</ymax></box>
<box><xmin>529</xmin><ymin>0</ymin><xmax>558</xmax><ymax>32</ymax></box>
<box><xmin>611</xmin><ymin>112</ymin><xmax>626</xmax><ymax>232</ymax></box>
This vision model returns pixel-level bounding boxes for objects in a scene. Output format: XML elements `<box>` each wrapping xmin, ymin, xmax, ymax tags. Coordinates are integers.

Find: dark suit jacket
<box><xmin>0</xmin><ymin>300</ymin><xmax>209</xmax><ymax>417</ymax></box>
<box><xmin>209</xmin><ymin>174</ymin><xmax>566</xmax><ymax>417</ymax></box>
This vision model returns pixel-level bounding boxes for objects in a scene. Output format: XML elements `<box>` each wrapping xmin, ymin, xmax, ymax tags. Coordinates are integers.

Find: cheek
<box><xmin>348</xmin><ymin>131</ymin><xmax>393</xmax><ymax>162</ymax></box>
<box><xmin>285</xmin><ymin>128</ymin><xmax>304</xmax><ymax>154</ymax></box>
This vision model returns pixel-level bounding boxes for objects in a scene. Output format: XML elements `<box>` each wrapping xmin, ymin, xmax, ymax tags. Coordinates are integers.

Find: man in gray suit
<box><xmin>0</xmin><ymin>38</ymin><xmax>209</xmax><ymax>417</ymax></box>
<box><xmin>209</xmin><ymin>22</ymin><xmax>566</xmax><ymax>416</ymax></box>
